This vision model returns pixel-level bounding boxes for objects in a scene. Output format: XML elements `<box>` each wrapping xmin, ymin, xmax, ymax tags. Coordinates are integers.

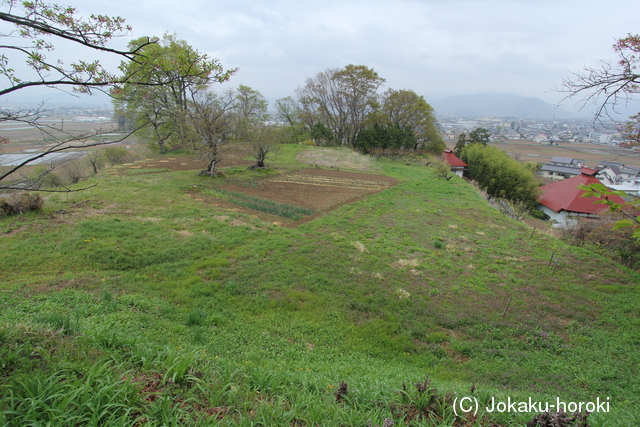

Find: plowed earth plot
<box><xmin>212</xmin><ymin>169</ymin><xmax>397</xmax><ymax>224</ymax></box>
<box><xmin>270</xmin><ymin>174</ymin><xmax>389</xmax><ymax>190</ymax></box>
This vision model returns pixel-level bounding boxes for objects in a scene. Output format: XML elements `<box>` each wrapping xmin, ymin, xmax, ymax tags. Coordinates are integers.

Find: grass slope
<box><xmin>1</xmin><ymin>145</ymin><xmax>639</xmax><ymax>426</ymax></box>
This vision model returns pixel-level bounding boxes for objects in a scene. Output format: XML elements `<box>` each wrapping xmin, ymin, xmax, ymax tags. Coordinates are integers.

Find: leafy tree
<box><xmin>112</xmin><ymin>34</ymin><xmax>236</xmax><ymax>154</ymax></box>
<box><xmin>296</xmin><ymin>64</ymin><xmax>385</xmax><ymax>146</ymax></box>
<box><xmin>579</xmin><ymin>183</ymin><xmax>640</xmax><ymax>239</ymax></box>
<box><xmin>187</xmin><ymin>90</ymin><xmax>236</xmax><ymax>177</ymax></box>
<box><xmin>375</xmin><ymin>89</ymin><xmax>444</xmax><ymax>154</ymax></box>
<box><xmin>274</xmin><ymin>96</ymin><xmax>306</xmax><ymax>143</ymax></box>
<box><xmin>562</xmin><ymin>33</ymin><xmax>640</xmax><ymax>147</ymax></box>
<box><xmin>0</xmin><ymin>0</ymin><xmax>159</xmax><ymax>191</ymax></box>
<box><xmin>232</xmin><ymin>85</ymin><xmax>268</xmax><ymax>142</ymax></box>
<box><xmin>243</xmin><ymin>124</ymin><xmax>280</xmax><ymax>169</ymax></box>
<box><xmin>468</xmin><ymin>127</ymin><xmax>490</xmax><ymax>145</ymax></box>
<box><xmin>103</xmin><ymin>147</ymin><xmax>129</xmax><ymax>166</ymax></box>
<box><xmin>353</xmin><ymin>123</ymin><xmax>375</xmax><ymax>154</ymax></box>
<box><xmin>453</xmin><ymin>133</ymin><xmax>467</xmax><ymax>157</ymax></box>
<box><xmin>428</xmin><ymin>156</ymin><xmax>454</xmax><ymax>180</ymax></box>
<box><xmin>353</xmin><ymin>122</ymin><xmax>416</xmax><ymax>158</ymax></box>
<box><xmin>310</xmin><ymin>122</ymin><xmax>333</xmax><ymax>145</ymax></box>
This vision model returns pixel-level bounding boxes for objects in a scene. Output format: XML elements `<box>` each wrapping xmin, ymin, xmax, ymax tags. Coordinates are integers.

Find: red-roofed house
<box><xmin>537</xmin><ymin>169</ymin><xmax>626</xmax><ymax>226</ymax></box>
<box><xmin>442</xmin><ymin>149</ymin><xmax>467</xmax><ymax>177</ymax></box>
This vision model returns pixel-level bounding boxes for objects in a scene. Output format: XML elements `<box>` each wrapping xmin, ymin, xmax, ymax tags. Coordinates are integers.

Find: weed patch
<box><xmin>215</xmin><ymin>189</ymin><xmax>314</xmax><ymax>219</ymax></box>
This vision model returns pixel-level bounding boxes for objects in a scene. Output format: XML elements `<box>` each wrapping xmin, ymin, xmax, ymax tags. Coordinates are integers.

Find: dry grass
<box><xmin>296</xmin><ymin>147</ymin><xmax>380</xmax><ymax>171</ymax></box>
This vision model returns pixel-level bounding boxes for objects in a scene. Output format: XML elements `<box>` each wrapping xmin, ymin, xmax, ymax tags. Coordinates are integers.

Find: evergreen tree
<box><xmin>453</xmin><ymin>133</ymin><xmax>467</xmax><ymax>157</ymax></box>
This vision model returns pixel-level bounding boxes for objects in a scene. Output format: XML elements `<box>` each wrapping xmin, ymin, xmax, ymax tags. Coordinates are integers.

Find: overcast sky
<box><xmin>4</xmin><ymin>0</ymin><xmax>640</xmax><ymax>113</ymax></box>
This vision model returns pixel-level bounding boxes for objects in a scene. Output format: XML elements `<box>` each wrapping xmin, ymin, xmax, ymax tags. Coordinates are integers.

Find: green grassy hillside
<box><xmin>1</xmin><ymin>145</ymin><xmax>639</xmax><ymax>426</ymax></box>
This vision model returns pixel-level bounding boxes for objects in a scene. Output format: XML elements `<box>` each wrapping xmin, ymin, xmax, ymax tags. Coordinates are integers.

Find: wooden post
<box><xmin>502</xmin><ymin>295</ymin><xmax>512</xmax><ymax>318</ymax></box>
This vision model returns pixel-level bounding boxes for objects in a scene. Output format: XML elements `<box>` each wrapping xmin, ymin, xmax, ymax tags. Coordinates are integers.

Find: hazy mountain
<box><xmin>431</xmin><ymin>93</ymin><xmax>581</xmax><ymax>119</ymax></box>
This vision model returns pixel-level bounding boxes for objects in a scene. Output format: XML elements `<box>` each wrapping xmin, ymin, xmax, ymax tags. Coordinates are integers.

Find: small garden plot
<box><xmin>196</xmin><ymin>169</ymin><xmax>397</xmax><ymax>225</ymax></box>
<box><xmin>270</xmin><ymin>174</ymin><xmax>390</xmax><ymax>190</ymax></box>
<box><xmin>216</xmin><ymin>189</ymin><xmax>314</xmax><ymax>220</ymax></box>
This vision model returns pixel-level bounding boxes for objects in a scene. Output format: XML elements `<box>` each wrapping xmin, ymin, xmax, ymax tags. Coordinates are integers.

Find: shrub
<box><xmin>461</xmin><ymin>144</ymin><xmax>539</xmax><ymax>207</ymax></box>
<box><xmin>0</xmin><ymin>193</ymin><xmax>43</xmax><ymax>216</ymax></box>
<box><xmin>104</xmin><ymin>146</ymin><xmax>129</xmax><ymax>166</ymax></box>
<box><xmin>530</xmin><ymin>209</ymin><xmax>547</xmax><ymax>220</ymax></box>
<box><xmin>563</xmin><ymin>215</ymin><xmax>640</xmax><ymax>269</ymax></box>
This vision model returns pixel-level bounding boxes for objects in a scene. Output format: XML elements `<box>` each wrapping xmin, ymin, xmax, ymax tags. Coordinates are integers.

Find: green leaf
<box><xmin>612</xmin><ymin>219</ymin><xmax>634</xmax><ymax>230</ymax></box>
<box><xmin>588</xmin><ymin>183</ymin><xmax>609</xmax><ymax>192</ymax></box>
<box><xmin>610</xmin><ymin>190</ymin><xmax>628</xmax><ymax>197</ymax></box>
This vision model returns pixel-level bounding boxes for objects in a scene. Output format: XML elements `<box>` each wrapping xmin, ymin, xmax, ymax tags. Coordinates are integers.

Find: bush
<box><xmin>563</xmin><ymin>214</ymin><xmax>640</xmax><ymax>269</ymax></box>
<box><xmin>461</xmin><ymin>144</ymin><xmax>539</xmax><ymax>207</ymax></box>
<box><xmin>104</xmin><ymin>146</ymin><xmax>129</xmax><ymax>166</ymax></box>
<box><xmin>0</xmin><ymin>193</ymin><xmax>43</xmax><ymax>216</ymax></box>
<box><xmin>530</xmin><ymin>209</ymin><xmax>547</xmax><ymax>220</ymax></box>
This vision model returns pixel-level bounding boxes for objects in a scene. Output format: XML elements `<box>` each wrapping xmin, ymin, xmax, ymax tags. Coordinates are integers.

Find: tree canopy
<box><xmin>296</xmin><ymin>64</ymin><xmax>385</xmax><ymax>146</ymax></box>
<box><xmin>0</xmin><ymin>2</ymin><xmax>234</xmax><ymax>191</ymax></box>
<box><xmin>353</xmin><ymin>122</ymin><xmax>416</xmax><ymax>155</ymax></box>
<box><xmin>111</xmin><ymin>34</ymin><xmax>236</xmax><ymax>153</ymax></box>
<box><xmin>0</xmin><ymin>0</ymin><xmax>156</xmax><ymax>190</ymax></box>
<box><xmin>374</xmin><ymin>89</ymin><xmax>444</xmax><ymax>153</ymax></box>
<box><xmin>468</xmin><ymin>127</ymin><xmax>490</xmax><ymax>145</ymax></box>
<box><xmin>232</xmin><ymin>84</ymin><xmax>268</xmax><ymax>142</ymax></box>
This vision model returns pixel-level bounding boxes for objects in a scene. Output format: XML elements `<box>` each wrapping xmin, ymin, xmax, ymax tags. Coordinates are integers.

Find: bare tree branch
<box><xmin>559</xmin><ymin>33</ymin><xmax>640</xmax><ymax>134</ymax></box>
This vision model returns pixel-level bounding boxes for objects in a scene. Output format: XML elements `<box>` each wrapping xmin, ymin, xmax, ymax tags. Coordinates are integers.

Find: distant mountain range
<box><xmin>430</xmin><ymin>93</ymin><xmax>581</xmax><ymax>119</ymax></box>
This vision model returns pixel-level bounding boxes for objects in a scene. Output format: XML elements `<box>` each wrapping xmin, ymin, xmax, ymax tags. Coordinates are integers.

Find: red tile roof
<box><xmin>580</xmin><ymin>167</ymin><xmax>598</xmax><ymax>176</ymax></box>
<box><xmin>442</xmin><ymin>150</ymin><xmax>467</xmax><ymax>167</ymax></box>
<box><xmin>538</xmin><ymin>173</ymin><xmax>626</xmax><ymax>214</ymax></box>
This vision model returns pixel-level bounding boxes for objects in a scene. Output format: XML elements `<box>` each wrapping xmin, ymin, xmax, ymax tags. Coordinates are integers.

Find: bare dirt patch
<box><xmin>120</xmin><ymin>147</ymin><xmax>253</xmax><ymax>172</ymax></box>
<box><xmin>226</xmin><ymin>169</ymin><xmax>395</xmax><ymax>211</ymax></box>
<box><xmin>192</xmin><ymin>168</ymin><xmax>397</xmax><ymax>226</ymax></box>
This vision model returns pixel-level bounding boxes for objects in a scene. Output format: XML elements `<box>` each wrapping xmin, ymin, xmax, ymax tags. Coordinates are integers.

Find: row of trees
<box><xmin>113</xmin><ymin>59</ymin><xmax>445</xmax><ymax>175</ymax></box>
<box><xmin>111</xmin><ymin>34</ymin><xmax>276</xmax><ymax>176</ymax></box>
<box><xmin>285</xmin><ymin>66</ymin><xmax>444</xmax><ymax>154</ymax></box>
<box><xmin>0</xmin><ymin>1</ymin><xmax>445</xmax><ymax>189</ymax></box>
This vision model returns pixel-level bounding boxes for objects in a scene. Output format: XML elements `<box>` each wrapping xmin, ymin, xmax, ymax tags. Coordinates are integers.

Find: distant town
<box><xmin>439</xmin><ymin>116</ymin><xmax>628</xmax><ymax>147</ymax></box>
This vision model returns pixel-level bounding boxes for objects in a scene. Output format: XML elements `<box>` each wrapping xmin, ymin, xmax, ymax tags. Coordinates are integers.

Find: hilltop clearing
<box><xmin>1</xmin><ymin>145</ymin><xmax>639</xmax><ymax>426</ymax></box>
